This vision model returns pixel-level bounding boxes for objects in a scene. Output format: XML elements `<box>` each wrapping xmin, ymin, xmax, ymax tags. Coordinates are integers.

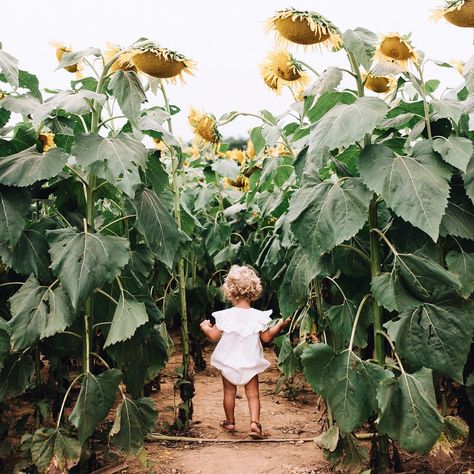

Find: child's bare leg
<box><xmin>244</xmin><ymin>375</ymin><xmax>260</xmax><ymax>432</ymax></box>
<box><xmin>221</xmin><ymin>375</ymin><xmax>237</xmax><ymax>427</ymax></box>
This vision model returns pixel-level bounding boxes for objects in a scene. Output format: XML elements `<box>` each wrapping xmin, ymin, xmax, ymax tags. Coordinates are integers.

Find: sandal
<box><xmin>220</xmin><ymin>420</ymin><xmax>236</xmax><ymax>432</ymax></box>
<box><xmin>248</xmin><ymin>420</ymin><xmax>267</xmax><ymax>439</ymax></box>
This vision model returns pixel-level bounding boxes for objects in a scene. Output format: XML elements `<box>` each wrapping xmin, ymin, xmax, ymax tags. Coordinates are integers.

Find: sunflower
<box><xmin>103</xmin><ymin>42</ymin><xmax>137</xmax><ymax>74</ymax></box>
<box><xmin>188</xmin><ymin>108</ymin><xmax>220</xmax><ymax>144</ymax></box>
<box><xmin>432</xmin><ymin>0</ymin><xmax>474</xmax><ymax>27</ymax></box>
<box><xmin>246</xmin><ymin>140</ymin><xmax>255</xmax><ymax>159</ymax></box>
<box><xmin>50</xmin><ymin>41</ymin><xmax>83</xmax><ymax>76</ymax></box>
<box><xmin>267</xmin><ymin>9</ymin><xmax>342</xmax><ymax>50</ymax></box>
<box><xmin>38</xmin><ymin>132</ymin><xmax>56</xmax><ymax>152</ymax></box>
<box><xmin>362</xmin><ymin>73</ymin><xmax>396</xmax><ymax>94</ymax></box>
<box><xmin>224</xmin><ymin>175</ymin><xmax>250</xmax><ymax>192</ymax></box>
<box><xmin>260</xmin><ymin>63</ymin><xmax>283</xmax><ymax>94</ymax></box>
<box><xmin>260</xmin><ymin>50</ymin><xmax>309</xmax><ymax>92</ymax></box>
<box><xmin>226</xmin><ymin>149</ymin><xmax>246</xmax><ymax>165</ymax></box>
<box><xmin>373</xmin><ymin>34</ymin><xmax>419</xmax><ymax>71</ymax></box>
<box><xmin>267</xmin><ymin>143</ymin><xmax>291</xmax><ymax>157</ymax></box>
<box><xmin>122</xmin><ymin>39</ymin><xmax>195</xmax><ymax>84</ymax></box>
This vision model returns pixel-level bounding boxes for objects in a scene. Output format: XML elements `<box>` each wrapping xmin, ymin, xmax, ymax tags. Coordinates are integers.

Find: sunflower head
<box><xmin>363</xmin><ymin>73</ymin><xmax>396</xmax><ymax>94</ymax></box>
<box><xmin>432</xmin><ymin>0</ymin><xmax>474</xmax><ymax>27</ymax></box>
<box><xmin>374</xmin><ymin>34</ymin><xmax>419</xmax><ymax>71</ymax></box>
<box><xmin>38</xmin><ymin>132</ymin><xmax>56</xmax><ymax>153</ymax></box>
<box><xmin>123</xmin><ymin>39</ymin><xmax>195</xmax><ymax>84</ymax></box>
<box><xmin>260</xmin><ymin>50</ymin><xmax>309</xmax><ymax>92</ymax></box>
<box><xmin>50</xmin><ymin>41</ymin><xmax>82</xmax><ymax>74</ymax></box>
<box><xmin>226</xmin><ymin>149</ymin><xmax>246</xmax><ymax>165</ymax></box>
<box><xmin>267</xmin><ymin>9</ymin><xmax>342</xmax><ymax>50</ymax></box>
<box><xmin>246</xmin><ymin>140</ymin><xmax>255</xmax><ymax>159</ymax></box>
<box><xmin>188</xmin><ymin>108</ymin><xmax>220</xmax><ymax>144</ymax></box>
<box><xmin>104</xmin><ymin>42</ymin><xmax>137</xmax><ymax>74</ymax></box>
<box><xmin>224</xmin><ymin>175</ymin><xmax>250</xmax><ymax>191</ymax></box>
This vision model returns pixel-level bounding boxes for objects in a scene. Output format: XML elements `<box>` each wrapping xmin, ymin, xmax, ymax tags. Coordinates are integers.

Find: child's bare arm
<box><xmin>260</xmin><ymin>318</ymin><xmax>291</xmax><ymax>344</ymax></box>
<box><xmin>200</xmin><ymin>320</ymin><xmax>222</xmax><ymax>342</ymax></box>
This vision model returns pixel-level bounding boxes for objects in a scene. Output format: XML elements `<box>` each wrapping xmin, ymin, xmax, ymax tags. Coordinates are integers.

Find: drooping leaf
<box><xmin>144</xmin><ymin>151</ymin><xmax>169</xmax><ymax>195</ymax></box>
<box><xmin>110</xmin><ymin>397</ymin><xmax>157</xmax><ymax>453</ymax></box>
<box><xmin>0</xmin><ymin>318</ymin><xmax>10</xmax><ymax>371</ymax></box>
<box><xmin>0</xmin><ymin>184</ymin><xmax>30</xmax><ymax>250</ymax></box>
<box><xmin>439</xmin><ymin>200</ymin><xmax>474</xmax><ymax>240</ymax></box>
<box><xmin>314</xmin><ymin>424</ymin><xmax>340</xmax><ymax>452</ymax></box>
<box><xmin>326</xmin><ymin>433</ymin><xmax>369</xmax><ymax>473</ymax></box>
<box><xmin>0</xmin><ymin>352</ymin><xmax>34</xmax><ymax>402</ymax></box>
<box><xmin>211</xmin><ymin>158</ymin><xmax>240</xmax><ymax>180</ymax></box>
<box><xmin>359</xmin><ymin>142</ymin><xmax>451</xmax><ymax>241</ymax></box>
<box><xmin>47</xmin><ymin>228</ymin><xmax>130</xmax><ymax>308</ymax></box>
<box><xmin>204</xmin><ymin>220</ymin><xmax>231</xmax><ymax>256</ymax></box>
<box><xmin>73</xmin><ymin>133</ymin><xmax>147</xmax><ymax>198</ymax></box>
<box><xmin>8</xmin><ymin>275</ymin><xmax>74</xmax><ymax>350</ymax></box>
<box><xmin>445</xmin><ymin>249</ymin><xmax>474</xmax><ymax>297</ymax></box>
<box><xmin>376</xmin><ymin>368</ymin><xmax>443</xmax><ymax>454</ymax></box>
<box><xmin>431</xmin><ymin>99</ymin><xmax>463</xmax><ymax>124</ymax></box>
<box><xmin>309</xmin><ymin>97</ymin><xmax>388</xmax><ymax>151</ymax></box>
<box><xmin>304</xmin><ymin>67</ymin><xmax>342</xmax><ymax>97</ymax></box>
<box><xmin>288</xmin><ymin>177</ymin><xmax>371</xmax><ymax>255</ymax></box>
<box><xmin>31</xmin><ymin>428</ymin><xmax>81</xmax><ymax>473</ymax></box>
<box><xmin>277</xmin><ymin>336</ymin><xmax>299</xmax><ymax>377</ymax></box>
<box><xmin>56</xmin><ymin>47</ymin><xmax>101</xmax><ymax>69</ymax></box>
<box><xmin>0</xmin><ymin>146</ymin><xmax>68</xmax><ymax>187</ymax></box>
<box><xmin>104</xmin><ymin>296</ymin><xmax>148</xmax><ymax>348</ymax></box>
<box><xmin>0</xmin><ymin>94</ymin><xmax>41</xmax><ymax>116</ymax></box>
<box><xmin>133</xmin><ymin>188</ymin><xmax>183</xmax><ymax>268</ymax></box>
<box><xmin>0</xmin><ymin>49</ymin><xmax>19</xmax><ymax>88</ymax></box>
<box><xmin>432</xmin><ymin>136</ymin><xmax>473</xmax><ymax>173</ymax></box>
<box><xmin>109</xmin><ymin>71</ymin><xmax>147</xmax><ymax>126</ymax></box>
<box><xmin>139</xmin><ymin>110</ymin><xmax>178</xmax><ymax>146</ymax></box>
<box><xmin>387</xmin><ymin>300</ymin><xmax>474</xmax><ymax>382</ymax></box>
<box><xmin>69</xmin><ymin>369</ymin><xmax>121</xmax><ymax>443</ymax></box>
<box><xmin>342</xmin><ymin>28</ymin><xmax>378</xmax><ymax>71</ymax></box>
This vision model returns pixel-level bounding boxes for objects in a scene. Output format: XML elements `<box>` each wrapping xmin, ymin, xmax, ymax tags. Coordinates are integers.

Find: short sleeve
<box><xmin>211</xmin><ymin>308</ymin><xmax>273</xmax><ymax>337</ymax></box>
<box><xmin>211</xmin><ymin>309</ymin><xmax>229</xmax><ymax>332</ymax></box>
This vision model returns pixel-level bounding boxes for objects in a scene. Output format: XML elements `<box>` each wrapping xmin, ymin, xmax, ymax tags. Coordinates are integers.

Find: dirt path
<box><xmin>128</xmin><ymin>339</ymin><xmax>329</xmax><ymax>474</ymax></box>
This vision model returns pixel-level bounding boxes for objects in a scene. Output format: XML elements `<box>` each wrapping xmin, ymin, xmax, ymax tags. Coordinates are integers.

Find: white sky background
<box><xmin>2</xmin><ymin>0</ymin><xmax>473</xmax><ymax>141</ymax></box>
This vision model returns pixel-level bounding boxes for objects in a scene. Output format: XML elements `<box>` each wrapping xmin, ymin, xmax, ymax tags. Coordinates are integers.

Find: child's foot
<box><xmin>220</xmin><ymin>420</ymin><xmax>236</xmax><ymax>432</ymax></box>
<box><xmin>248</xmin><ymin>420</ymin><xmax>268</xmax><ymax>439</ymax></box>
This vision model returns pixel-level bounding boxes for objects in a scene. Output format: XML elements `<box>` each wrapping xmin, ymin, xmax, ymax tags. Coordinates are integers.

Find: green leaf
<box><xmin>48</xmin><ymin>228</ymin><xmax>130</xmax><ymax>309</ymax></box>
<box><xmin>314</xmin><ymin>424</ymin><xmax>339</xmax><ymax>452</ymax></box>
<box><xmin>109</xmin><ymin>71</ymin><xmax>147</xmax><ymax>126</ymax></box>
<box><xmin>304</xmin><ymin>67</ymin><xmax>342</xmax><ymax>97</ymax></box>
<box><xmin>69</xmin><ymin>369</ymin><xmax>121</xmax><ymax>443</ymax></box>
<box><xmin>8</xmin><ymin>275</ymin><xmax>74</xmax><ymax>350</ymax></box>
<box><xmin>0</xmin><ymin>108</ymin><xmax>10</xmax><ymax>128</ymax></box>
<box><xmin>139</xmin><ymin>109</ymin><xmax>178</xmax><ymax>146</ymax></box>
<box><xmin>0</xmin><ymin>185</ymin><xmax>30</xmax><ymax>250</ymax></box>
<box><xmin>432</xmin><ymin>136</ymin><xmax>473</xmax><ymax>173</ymax></box>
<box><xmin>133</xmin><ymin>188</ymin><xmax>183</xmax><ymax>268</ymax></box>
<box><xmin>33</xmin><ymin>90</ymin><xmax>105</xmax><ymax>128</ymax></box>
<box><xmin>309</xmin><ymin>97</ymin><xmax>387</xmax><ymax>151</ymax></box>
<box><xmin>73</xmin><ymin>133</ymin><xmax>147</xmax><ymax>198</ymax></box>
<box><xmin>31</xmin><ymin>428</ymin><xmax>81</xmax><ymax>473</ymax></box>
<box><xmin>425</xmin><ymin>79</ymin><xmax>441</xmax><ymax>94</ymax></box>
<box><xmin>467</xmin><ymin>374</ymin><xmax>474</xmax><ymax>405</ymax></box>
<box><xmin>110</xmin><ymin>397</ymin><xmax>157</xmax><ymax>453</ymax></box>
<box><xmin>464</xmin><ymin>154</ymin><xmax>474</xmax><ymax>206</ymax></box>
<box><xmin>144</xmin><ymin>151</ymin><xmax>169</xmax><ymax>195</ymax></box>
<box><xmin>0</xmin><ymin>49</ymin><xmax>19</xmax><ymax>88</ymax></box>
<box><xmin>0</xmin><ymin>353</ymin><xmax>34</xmax><ymax>402</ymax></box>
<box><xmin>57</xmin><ymin>47</ymin><xmax>100</xmax><ymax>69</ymax></box>
<box><xmin>104</xmin><ymin>296</ymin><xmax>148</xmax><ymax>348</ymax></box>
<box><xmin>445</xmin><ymin>249</ymin><xmax>474</xmax><ymax>297</ymax></box>
<box><xmin>0</xmin><ymin>318</ymin><xmax>10</xmax><ymax>371</ymax></box>
<box><xmin>386</xmin><ymin>300</ymin><xmax>474</xmax><ymax>382</ymax></box>
<box><xmin>18</xmin><ymin>70</ymin><xmax>42</xmax><ymax>100</ymax></box>
<box><xmin>278</xmin><ymin>247</ymin><xmax>320</xmax><ymax>316</ymax></box>
<box><xmin>277</xmin><ymin>336</ymin><xmax>299</xmax><ymax>377</ymax></box>
<box><xmin>250</xmin><ymin>127</ymin><xmax>265</xmax><ymax>155</ymax></box>
<box><xmin>359</xmin><ymin>142</ymin><xmax>451</xmax><ymax>241</ymax></box>
<box><xmin>306</xmin><ymin>91</ymin><xmax>356</xmax><ymax>123</ymax></box>
<box><xmin>342</xmin><ymin>28</ymin><xmax>378</xmax><ymax>70</ymax></box>
<box><xmin>205</xmin><ymin>220</ymin><xmax>231</xmax><ymax>256</ymax></box>
<box><xmin>288</xmin><ymin>177</ymin><xmax>371</xmax><ymax>255</ymax></box>
<box><xmin>431</xmin><ymin>99</ymin><xmax>463</xmax><ymax>124</ymax></box>
<box><xmin>376</xmin><ymin>368</ymin><xmax>443</xmax><ymax>454</ymax></box>
<box><xmin>439</xmin><ymin>200</ymin><xmax>474</xmax><ymax>240</ymax></box>
<box><xmin>0</xmin><ymin>94</ymin><xmax>41</xmax><ymax>116</ymax></box>
<box><xmin>0</xmin><ymin>146</ymin><xmax>68</xmax><ymax>187</ymax></box>
<box><xmin>301</xmin><ymin>343</ymin><xmax>338</xmax><ymax>398</ymax></box>
<box><xmin>211</xmin><ymin>158</ymin><xmax>240</xmax><ymax>180</ymax></box>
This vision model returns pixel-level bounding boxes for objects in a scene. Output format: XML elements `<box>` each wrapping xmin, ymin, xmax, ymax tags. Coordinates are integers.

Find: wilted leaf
<box><xmin>0</xmin><ymin>49</ymin><xmax>19</xmax><ymax>88</ymax></box>
<box><xmin>314</xmin><ymin>424</ymin><xmax>339</xmax><ymax>452</ymax></box>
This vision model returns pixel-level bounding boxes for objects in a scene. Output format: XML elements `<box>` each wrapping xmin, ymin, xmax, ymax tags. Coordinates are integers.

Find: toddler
<box><xmin>200</xmin><ymin>265</ymin><xmax>289</xmax><ymax>438</ymax></box>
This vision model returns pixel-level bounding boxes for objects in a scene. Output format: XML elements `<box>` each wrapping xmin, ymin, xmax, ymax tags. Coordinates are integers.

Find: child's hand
<box><xmin>280</xmin><ymin>318</ymin><xmax>291</xmax><ymax>330</ymax></box>
<box><xmin>200</xmin><ymin>319</ymin><xmax>212</xmax><ymax>330</ymax></box>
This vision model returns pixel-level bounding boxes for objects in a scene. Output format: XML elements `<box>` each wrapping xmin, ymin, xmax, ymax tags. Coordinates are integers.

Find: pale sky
<box><xmin>2</xmin><ymin>0</ymin><xmax>473</xmax><ymax>140</ymax></box>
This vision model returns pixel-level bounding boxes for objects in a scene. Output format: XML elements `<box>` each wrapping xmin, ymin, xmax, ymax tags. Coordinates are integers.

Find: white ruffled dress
<box><xmin>210</xmin><ymin>307</ymin><xmax>272</xmax><ymax>386</ymax></box>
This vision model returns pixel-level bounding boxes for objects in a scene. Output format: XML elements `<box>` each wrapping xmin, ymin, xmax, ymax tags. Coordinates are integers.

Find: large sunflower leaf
<box><xmin>432</xmin><ymin>136</ymin><xmax>473</xmax><ymax>173</ymax></box>
<box><xmin>288</xmin><ymin>177</ymin><xmax>371</xmax><ymax>255</ymax></box>
<box><xmin>304</xmin><ymin>67</ymin><xmax>342</xmax><ymax>97</ymax></box>
<box><xmin>31</xmin><ymin>428</ymin><xmax>81</xmax><ymax>473</ymax></box>
<box><xmin>386</xmin><ymin>300</ymin><xmax>474</xmax><ymax>382</ymax></box>
<box><xmin>0</xmin><ymin>49</ymin><xmax>19</xmax><ymax>88</ymax></box>
<box><xmin>395</xmin><ymin>253</ymin><xmax>461</xmax><ymax>302</ymax></box>
<box><xmin>0</xmin><ymin>352</ymin><xmax>34</xmax><ymax>402</ymax></box>
<box><xmin>376</xmin><ymin>368</ymin><xmax>443</xmax><ymax>454</ymax></box>
<box><xmin>69</xmin><ymin>369</ymin><xmax>121</xmax><ymax>443</ymax></box>
<box><xmin>0</xmin><ymin>318</ymin><xmax>10</xmax><ymax>371</ymax></box>
<box><xmin>109</xmin><ymin>71</ymin><xmax>147</xmax><ymax>126</ymax></box>
<box><xmin>73</xmin><ymin>133</ymin><xmax>147</xmax><ymax>198</ymax></box>
<box><xmin>0</xmin><ymin>146</ymin><xmax>68</xmax><ymax>187</ymax></box>
<box><xmin>431</xmin><ymin>99</ymin><xmax>463</xmax><ymax>124</ymax></box>
<box><xmin>47</xmin><ymin>228</ymin><xmax>130</xmax><ymax>309</ymax></box>
<box><xmin>439</xmin><ymin>200</ymin><xmax>474</xmax><ymax>240</ymax></box>
<box><xmin>309</xmin><ymin>97</ymin><xmax>387</xmax><ymax>151</ymax></box>
<box><xmin>359</xmin><ymin>142</ymin><xmax>451</xmax><ymax>241</ymax></box>
<box><xmin>445</xmin><ymin>249</ymin><xmax>474</xmax><ymax>297</ymax></box>
<box><xmin>0</xmin><ymin>94</ymin><xmax>41</xmax><ymax>115</ymax></box>
<box><xmin>8</xmin><ymin>275</ymin><xmax>74</xmax><ymax>350</ymax></box>
<box><xmin>301</xmin><ymin>343</ymin><xmax>336</xmax><ymax>399</ymax></box>
<box><xmin>278</xmin><ymin>246</ymin><xmax>321</xmax><ymax>316</ymax></box>
<box><xmin>342</xmin><ymin>28</ymin><xmax>378</xmax><ymax>71</ymax></box>
<box><xmin>133</xmin><ymin>188</ymin><xmax>183</xmax><ymax>268</ymax></box>
<box><xmin>32</xmin><ymin>90</ymin><xmax>105</xmax><ymax>128</ymax></box>
<box><xmin>104</xmin><ymin>296</ymin><xmax>148</xmax><ymax>348</ymax></box>
<box><xmin>0</xmin><ymin>185</ymin><xmax>30</xmax><ymax>250</ymax></box>
<box><xmin>110</xmin><ymin>397</ymin><xmax>157</xmax><ymax>453</ymax></box>
<box><xmin>464</xmin><ymin>154</ymin><xmax>474</xmax><ymax>205</ymax></box>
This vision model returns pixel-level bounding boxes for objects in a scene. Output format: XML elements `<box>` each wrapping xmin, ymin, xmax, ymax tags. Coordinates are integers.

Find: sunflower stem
<box><xmin>415</xmin><ymin>65</ymin><xmax>432</xmax><ymax>140</ymax></box>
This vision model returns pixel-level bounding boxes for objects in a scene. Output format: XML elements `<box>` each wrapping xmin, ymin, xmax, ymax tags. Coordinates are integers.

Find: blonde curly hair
<box><xmin>222</xmin><ymin>265</ymin><xmax>262</xmax><ymax>302</ymax></box>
